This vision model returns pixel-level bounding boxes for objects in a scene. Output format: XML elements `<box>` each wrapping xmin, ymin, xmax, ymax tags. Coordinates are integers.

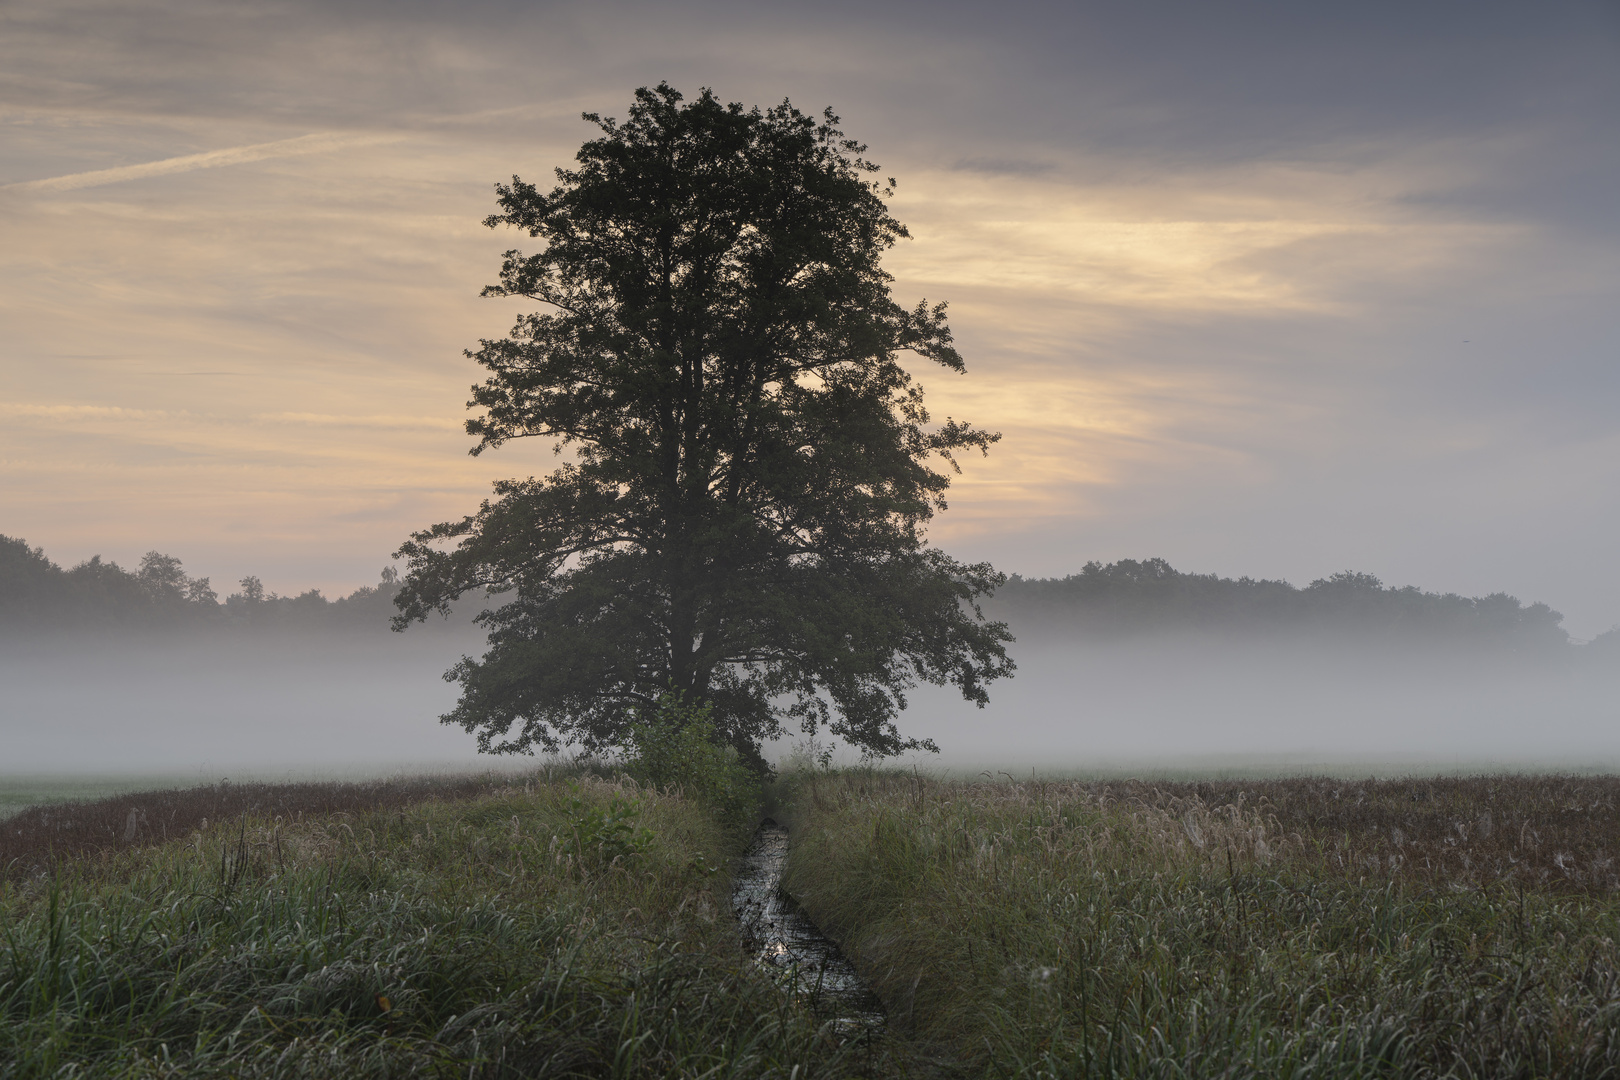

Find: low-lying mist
<box><xmin>4</xmin><ymin>546</ymin><xmax>1618</xmax><ymax>778</ymax></box>
<box><xmin>875</xmin><ymin>558</ymin><xmax>1620</xmax><ymax>773</ymax></box>
<box><xmin>0</xmin><ymin>628</ymin><xmax>489</xmax><ymax>775</ymax></box>
<box><xmin>6</xmin><ymin>625</ymin><xmax>1617</xmax><ymax>778</ymax></box>
<box><xmin>891</xmin><ymin>631</ymin><xmax>1620</xmax><ymax>773</ymax></box>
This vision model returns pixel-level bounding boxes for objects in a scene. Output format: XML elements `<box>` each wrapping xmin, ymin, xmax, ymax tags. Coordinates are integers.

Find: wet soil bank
<box><xmin>732</xmin><ymin>818</ymin><xmax>885</xmax><ymax>1028</ymax></box>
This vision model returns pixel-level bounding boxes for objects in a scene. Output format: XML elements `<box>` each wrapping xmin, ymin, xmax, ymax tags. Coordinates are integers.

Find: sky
<box><xmin>4</xmin><ymin>0</ymin><xmax>1619</xmax><ymax>634</ymax></box>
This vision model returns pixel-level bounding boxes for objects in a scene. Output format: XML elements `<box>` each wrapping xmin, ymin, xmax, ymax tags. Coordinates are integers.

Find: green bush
<box><xmin>622</xmin><ymin>694</ymin><xmax>761</xmax><ymax>833</ymax></box>
<box><xmin>563</xmin><ymin>790</ymin><xmax>655</xmax><ymax>865</ymax></box>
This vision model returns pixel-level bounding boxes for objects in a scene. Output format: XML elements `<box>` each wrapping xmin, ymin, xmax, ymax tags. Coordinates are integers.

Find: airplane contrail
<box><xmin>3</xmin><ymin>132</ymin><xmax>401</xmax><ymax>193</ymax></box>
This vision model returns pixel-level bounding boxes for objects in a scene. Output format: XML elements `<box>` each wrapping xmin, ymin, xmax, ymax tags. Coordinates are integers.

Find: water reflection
<box><xmin>732</xmin><ymin>819</ymin><xmax>885</xmax><ymax>1029</ymax></box>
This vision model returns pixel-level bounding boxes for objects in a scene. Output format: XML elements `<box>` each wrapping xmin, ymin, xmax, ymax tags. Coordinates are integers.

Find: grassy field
<box><xmin>9</xmin><ymin>767</ymin><xmax>1620</xmax><ymax>1077</ymax></box>
<box><xmin>0</xmin><ymin>771</ymin><xmax>889</xmax><ymax>1079</ymax></box>
<box><xmin>776</xmin><ymin>770</ymin><xmax>1620</xmax><ymax>1078</ymax></box>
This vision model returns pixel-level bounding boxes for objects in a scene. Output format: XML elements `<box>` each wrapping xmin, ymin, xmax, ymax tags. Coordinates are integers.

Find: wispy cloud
<box><xmin>3</xmin><ymin>132</ymin><xmax>401</xmax><ymax>193</ymax></box>
<box><xmin>261</xmin><ymin>412</ymin><xmax>464</xmax><ymax>432</ymax></box>
<box><xmin>1</xmin><ymin>0</ymin><xmax>1614</xmax><ymax>635</ymax></box>
<box><xmin>0</xmin><ymin>403</ymin><xmax>174</xmax><ymax>421</ymax></box>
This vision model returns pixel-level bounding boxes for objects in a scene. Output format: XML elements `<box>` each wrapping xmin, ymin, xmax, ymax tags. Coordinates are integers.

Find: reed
<box><xmin>0</xmin><ymin>774</ymin><xmax>887</xmax><ymax>1078</ymax></box>
<box><xmin>777</xmin><ymin>770</ymin><xmax>1620</xmax><ymax>1077</ymax></box>
<box><xmin>0</xmin><ymin>771</ymin><xmax>563</xmax><ymax>880</ymax></box>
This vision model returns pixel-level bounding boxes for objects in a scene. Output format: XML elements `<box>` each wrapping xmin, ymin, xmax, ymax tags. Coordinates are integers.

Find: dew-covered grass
<box><xmin>0</xmin><ymin>773</ymin><xmax>889</xmax><ymax>1078</ymax></box>
<box><xmin>776</xmin><ymin>770</ymin><xmax>1620</xmax><ymax>1078</ymax></box>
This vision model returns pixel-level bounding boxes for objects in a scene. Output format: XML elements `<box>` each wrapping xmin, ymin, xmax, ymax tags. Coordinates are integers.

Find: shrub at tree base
<box><xmin>623</xmin><ymin>695</ymin><xmax>762</xmax><ymax>836</ymax></box>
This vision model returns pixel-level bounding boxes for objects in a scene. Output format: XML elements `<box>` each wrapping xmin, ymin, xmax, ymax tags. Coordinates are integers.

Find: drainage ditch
<box><xmin>732</xmin><ymin>818</ymin><xmax>885</xmax><ymax>1029</ymax></box>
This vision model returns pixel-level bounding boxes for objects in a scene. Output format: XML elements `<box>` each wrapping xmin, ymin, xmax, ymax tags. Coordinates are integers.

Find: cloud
<box><xmin>0</xmin><ymin>403</ymin><xmax>174</xmax><ymax>421</ymax></box>
<box><xmin>0</xmin><ymin>0</ymin><xmax>1616</xmax><ymax>640</ymax></box>
<box><xmin>0</xmin><ymin>404</ymin><xmax>464</xmax><ymax>433</ymax></box>
<box><xmin>260</xmin><ymin>412</ymin><xmax>464</xmax><ymax>432</ymax></box>
<box><xmin>3</xmin><ymin>132</ymin><xmax>402</xmax><ymax>193</ymax></box>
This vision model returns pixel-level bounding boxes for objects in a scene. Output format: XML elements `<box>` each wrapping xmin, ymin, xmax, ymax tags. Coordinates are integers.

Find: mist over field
<box><xmin>5</xmin><ymin>550</ymin><xmax>1617</xmax><ymax>777</ymax></box>
<box><xmin>6</xmin><ymin>622</ymin><xmax>1618</xmax><ymax>778</ymax></box>
<box><xmin>897</xmin><ymin>634</ymin><xmax>1620</xmax><ymax>773</ymax></box>
<box><xmin>893</xmin><ymin>564</ymin><xmax>1620</xmax><ymax>772</ymax></box>
<box><xmin>0</xmin><ymin>628</ymin><xmax>488</xmax><ymax>775</ymax></box>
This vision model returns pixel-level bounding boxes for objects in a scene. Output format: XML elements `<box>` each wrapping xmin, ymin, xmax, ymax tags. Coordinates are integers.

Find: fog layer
<box><xmin>5</xmin><ymin>552</ymin><xmax>1615</xmax><ymax>775</ymax></box>
<box><xmin>5</xmin><ymin>627</ymin><xmax>1617</xmax><ymax>777</ymax></box>
<box><xmin>0</xmin><ymin>631</ymin><xmax>487</xmax><ymax>775</ymax></box>
<box><xmin>895</xmin><ymin>634</ymin><xmax>1620</xmax><ymax>773</ymax></box>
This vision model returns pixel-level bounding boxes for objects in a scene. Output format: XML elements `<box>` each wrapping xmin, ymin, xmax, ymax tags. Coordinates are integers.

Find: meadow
<box><xmin>6</xmin><ymin>768</ymin><xmax>1620</xmax><ymax>1077</ymax></box>
<box><xmin>776</xmin><ymin>771</ymin><xmax>1620</xmax><ymax>1077</ymax></box>
<box><xmin>0</xmin><ymin>769</ymin><xmax>887</xmax><ymax>1078</ymax></box>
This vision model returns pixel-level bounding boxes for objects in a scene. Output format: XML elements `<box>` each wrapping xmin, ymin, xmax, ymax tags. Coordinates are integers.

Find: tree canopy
<box><xmin>392</xmin><ymin>84</ymin><xmax>1015</xmax><ymax>766</ymax></box>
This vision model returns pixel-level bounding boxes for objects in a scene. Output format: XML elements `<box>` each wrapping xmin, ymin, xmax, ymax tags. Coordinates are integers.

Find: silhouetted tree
<box><xmin>0</xmin><ymin>535</ymin><xmax>68</xmax><ymax>624</ymax></box>
<box><xmin>0</xmin><ymin>537</ymin><xmax>430</xmax><ymax>633</ymax></box>
<box><xmin>136</xmin><ymin>550</ymin><xmax>217</xmax><ymax>608</ymax></box>
<box><xmin>393</xmin><ymin>84</ymin><xmax>1013</xmax><ymax>766</ymax></box>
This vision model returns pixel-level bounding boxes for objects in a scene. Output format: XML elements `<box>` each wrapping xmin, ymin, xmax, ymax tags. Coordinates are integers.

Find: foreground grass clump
<box><xmin>778</xmin><ymin>771</ymin><xmax>1620</xmax><ymax>1078</ymax></box>
<box><xmin>0</xmin><ymin>776</ymin><xmax>879</xmax><ymax>1078</ymax></box>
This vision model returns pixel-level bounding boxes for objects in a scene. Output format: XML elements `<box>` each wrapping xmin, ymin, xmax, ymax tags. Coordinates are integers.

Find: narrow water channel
<box><xmin>732</xmin><ymin>819</ymin><xmax>885</xmax><ymax>1028</ymax></box>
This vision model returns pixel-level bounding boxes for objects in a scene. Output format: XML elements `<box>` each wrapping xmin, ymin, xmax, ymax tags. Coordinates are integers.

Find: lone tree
<box><xmin>393</xmin><ymin>83</ymin><xmax>1013</xmax><ymax>768</ymax></box>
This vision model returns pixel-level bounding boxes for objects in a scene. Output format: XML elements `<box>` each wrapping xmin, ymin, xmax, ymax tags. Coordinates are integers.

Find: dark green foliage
<box><xmin>622</xmin><ymin>695</ymin><xmax>762</xmax><ymax>834</ymax></box>
<box><xmin>0</xmin><ymin>535</ymin><xmax>75</xmax><ymax>622</ymax></box>
<box><xmin>995</xmin><ymin>557</ymin><xmax>1571</xmax><ymax>650</ymax></box>
<box><xmin>216</xmin><ymin>567</ymin><xmax>412</xmax><ymax>632</ymax></box>
<box><xmin>561</xmin><ymin>790</ymin><xmax>656</xmax><ymax>864</ymax></box>
<box><xmin>393</xmin><ymin>84</ymin><xmax>1013</xmax><ymax>764</ymax></box>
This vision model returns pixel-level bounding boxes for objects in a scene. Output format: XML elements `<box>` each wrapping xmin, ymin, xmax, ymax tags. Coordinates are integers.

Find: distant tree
<box><xmin>136</xmin><ymin>551</ymin><xmax>217</xmax><ymax>612</ymax></box>
<box><xmin>1</xmin><ymin>537</ymin><xmax>424</xmax><ymax>632</ymax></box>
<box><xmin>394</xmin><ymin>83</ymin><xmax>1013</xmax><ymax>767</ymax></box>
<box><xmin>136</xmin><ymin>551</ymin><xmax>188</xmax><ymax>601</ymax></box>
<box><xmin>63</xmin><ymin>555</ymin><xmax>153</xmax><ymax>624</ymax></box>
<box><xmin>1589</xmin><ymin>627</ymin><xmax>1620</xmax><ymax>660</ymax></box>
<box><xmin>0</xmin><ymin>535</ymin><xmax>70</xmax><ymax>624</ymax></box>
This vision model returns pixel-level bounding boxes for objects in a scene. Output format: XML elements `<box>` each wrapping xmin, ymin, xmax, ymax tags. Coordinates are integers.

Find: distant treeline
<box><xmin>989</xmin><ymin>558</ymin><xmax>1615</xmax><ymax>653</ymax></box>
<box><xmin>0</xmin><ymin>534</ymin><xmax>406</xmax><ymax>632</ymax></box>
<box><xmin>4</xmin><ymin>537</ymin><xmax>1614</xmax><ymax>652</ymax></box>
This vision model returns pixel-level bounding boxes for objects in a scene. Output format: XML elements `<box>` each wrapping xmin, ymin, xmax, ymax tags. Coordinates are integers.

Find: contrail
<box><xmin>3</xmin><ymin>132</ymin><xmax>401</xmax><ymax>193</ymax></box>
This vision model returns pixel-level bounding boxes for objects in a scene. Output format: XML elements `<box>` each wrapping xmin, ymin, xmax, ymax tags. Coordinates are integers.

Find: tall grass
<box><xmin>0</xmin><ymin>775</ymin><xmax>886</xmax><ymax>1078</ymax></box>
<box><xmin>777</xmin><ymin>771</ymin><xmax>1620</xmax><ymax>1078</ymax></box>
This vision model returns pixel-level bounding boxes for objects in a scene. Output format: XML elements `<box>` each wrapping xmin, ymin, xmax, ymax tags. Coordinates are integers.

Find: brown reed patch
<box><xmin>808</xmin><ymin>771</ymin><xmax>1620</xmax><ymax>895</ymax></box>
<box><xmin>0</xmin><ymin>773</ymin><xmax>535</xmax><ymax>880</ymax></box>
<box><xmin>1084</xmin><ymin>774</ymin><xmax>1620</xmax><ymax>893</ymax></box>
